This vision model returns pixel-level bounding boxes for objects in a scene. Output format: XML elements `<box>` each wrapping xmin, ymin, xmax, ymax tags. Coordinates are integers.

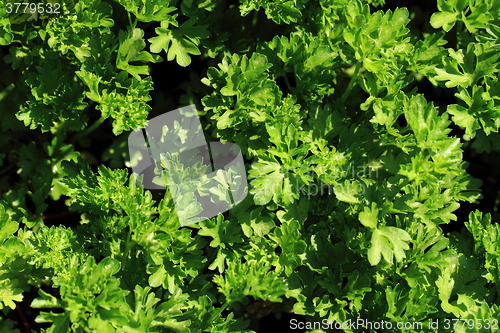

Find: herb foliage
<box><xmin>1</xmin><ymin>0</ymin><xmax>500</xmax><ymax>332</ymax></box>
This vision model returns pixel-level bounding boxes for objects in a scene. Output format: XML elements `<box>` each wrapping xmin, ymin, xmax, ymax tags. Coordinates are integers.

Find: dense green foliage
<box><xmin>1</xmin><ymin>0</ymin><xmax>500</xmax><ymax>332</ymax></box>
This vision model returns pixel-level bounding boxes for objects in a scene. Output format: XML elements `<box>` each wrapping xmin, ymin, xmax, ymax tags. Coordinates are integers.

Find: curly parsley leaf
<box><xmin>149</xmin><ymin>17</ymin><xmax>211</xmax><ymax>67</ymax></box>
<box><xmin>117</xmin><ymin>27</ymin><xmax>161</xmax><ymax>81</ymax></box>
<box><xmin>367</xmin><ymin>226</ymin><xmax>412</xmax><ymax>266</ymax></box>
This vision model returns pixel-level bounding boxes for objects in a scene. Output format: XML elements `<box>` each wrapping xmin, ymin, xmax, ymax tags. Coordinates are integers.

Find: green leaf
<box><xmin>98</xmin><ymin>72</ymin><xmax>152</xmax><ymax>135</ymax></box>
<box><xmin>367</xmin><ymin>226</ymin><xmax>412</xmax><ymax>265</ymax></box>
<box><xmin>334</xmin><ymin>180</ymin><xmax>362</xmax><ymax>204</ymax></box>
<box><xmin>403</xmin><ymin>94</ymin><xmax>453</xmax><ymax>148</ymax></box>
<box><xmin>359</xmin><ymin>202</ymin><xmax>379</xmax><ymax>228</ymax></box>
<box><xmin>212</xmin><ymin>259</ymin><xmax>288</xmax><ymax>304</ymax></box>
<box><xmin>435</xmin><ymin>266</ymin><xmax>462</xmax><ymax>317</ymax></box>
<box><xmin>239</xmin><ymin>0</ymin><xmax>303</xmax><ymax>24</ymax></box>
<box><xmin>199</xmin><ymin>214</ymin><xmax>243</xmax><ymax>248</ymax></box>
<box><xmin>237</xmin><ymin>206</ymin><xmax>275</xmax><ymax>238</ymax></box>
<box><xmin>430</xmin><ymin>11</ymin><xmax>458</xmax><ymax>32</ymax></box>
<box><xmin>0</xmin><ymin>204</ymin><xmax>18</xmax><ymax>242</ymax></box>
<box><xmin>463</xmin><ymin>3</ymin><xmax>492</xmax><ymax>33</ymax></box>
<box><xmin>0</xmin><ymin>278</ymin><xmax>24</xmax><ymax>310</ymax></box>
<box><xmin>117</xmin><ymin>28</ymin><xmax>160</xmax><ymax>80</ymax></box>
<box><xmin>447</xmin><ymin>104</ymin><xmax>480</xmax><ymax>139</ymax></box>
<box><xmin>148</xmin><ymin>265</ymin><xmax>167</xmax><ymax>288</ymax></box>
<box><xmin>149</xmin><ymin>17</ymin><xmax>211</xmax><ymax>67</ymax></box>
<box><xmin>114</xmin><ymin>0</ymin><xmax>177</xmax><ymax>22</ymax></box>
<box><xmin>249</xmin><ymin>162</ymin><xmax>284</xmax><ymax>205</ymax></box>
<box><xmin>76</xmin><ymin>70</ymin><xmax>102</xmax><ymax>102</ymax></box>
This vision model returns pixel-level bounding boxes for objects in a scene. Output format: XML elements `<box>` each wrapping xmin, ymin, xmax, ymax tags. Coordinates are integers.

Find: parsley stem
<box><xmin>208</xmin><ymin>300</ymin><xmax>231</xmax><ymax>323</ymax></box>
<box><xmin>127</xmin><ymin>11</ymin><xmax>135</xmax><ymax>30</ymax></box>
<box><xmin>69</xmin><ymin>115</ymin><xmax>106</xmax><ymax>144</ymax></box>
<box><xmin>340</xmin><ymin>62</ymin><xmax>360</xmax><ymax>104</ymax></box>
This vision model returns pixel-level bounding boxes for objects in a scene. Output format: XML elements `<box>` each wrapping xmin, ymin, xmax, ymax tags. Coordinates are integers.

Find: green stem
<box><xmin>341</xmin><ymin>62</ymin><xmax>360</xmax><ymax>104</ymax></box>
<box><xmin>120</xmin><ymin>229</ymin><xmax>136</xmax><ymax>261</ymax></box>
<box><xmin>69</xmin><ymin>115</ymin><xmax>106</xmax><ymax>144</ymax></box>
<box><xmin>208</xmin><ymin>300</ymin><xmax>231</xmax><ymax>324</ymax></box>
<box><xmin>127</xmin><ymin>11</ymin><xmax>138</xmax><ymax>31</ymax></box>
